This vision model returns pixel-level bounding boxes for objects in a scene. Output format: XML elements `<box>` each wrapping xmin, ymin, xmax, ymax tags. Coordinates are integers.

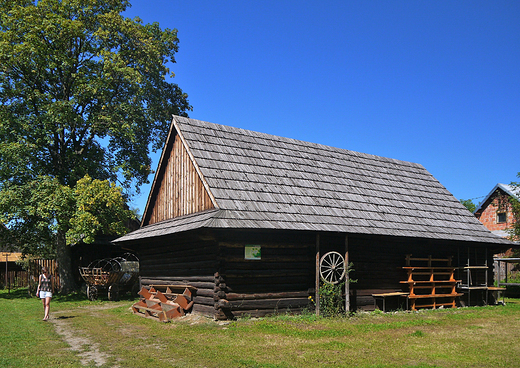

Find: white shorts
<box><xmin>39</xmin><ymin>291</ymin><xmax>52</xmax><ymax>298</ymax></box>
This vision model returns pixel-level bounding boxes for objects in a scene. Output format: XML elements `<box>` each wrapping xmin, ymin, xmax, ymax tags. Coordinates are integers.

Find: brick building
<box><xmin>474</xmin><ymin>183</ymin><xmax>518</xmax><ymax>239</ymax></box>
<box><xmin>475</xmin><ymin>184</ymin><xmax>519</xmax><ymax>285</ymax></box>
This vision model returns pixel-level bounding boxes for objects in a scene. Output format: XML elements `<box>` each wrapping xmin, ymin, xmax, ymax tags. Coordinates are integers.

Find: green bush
<box><xmin>319</xmin><ymin>281</ymin><xmax>346</xmax><ymax>317</ymax></box>
<box><xmin>316</xmin><ymin>261</ymin><xmax>357</xmax><ymax>317</ymax></box>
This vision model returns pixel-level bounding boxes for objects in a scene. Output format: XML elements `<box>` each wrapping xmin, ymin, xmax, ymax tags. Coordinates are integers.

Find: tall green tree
<box><xmin>0</xmin><ymin>0</ymin><xmax>191</xmax><ymax>292</ymax></box>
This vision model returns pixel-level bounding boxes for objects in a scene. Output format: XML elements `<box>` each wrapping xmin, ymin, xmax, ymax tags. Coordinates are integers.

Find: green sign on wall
<box><xmin>245</xmin><ymin>245</ymin><xmax>261</xmax><ymax>260</ymax></box>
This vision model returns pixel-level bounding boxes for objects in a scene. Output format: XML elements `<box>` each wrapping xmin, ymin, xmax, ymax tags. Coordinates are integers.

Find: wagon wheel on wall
<box><xmin>87</xmin><ymin>285</ymin><xmax>98</xmax><ymax>301</ymax></box>
<box><xmin>319</xmin><ymin>251</ymin><xmax>346</xmax><ymax>285</ymax></box>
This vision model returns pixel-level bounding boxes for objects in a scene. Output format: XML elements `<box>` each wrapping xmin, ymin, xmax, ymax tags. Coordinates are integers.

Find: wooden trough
<box><xmin>132</xmin><ymin>285</ymin><xmax>195</xmax><ymax>322</ymax></box>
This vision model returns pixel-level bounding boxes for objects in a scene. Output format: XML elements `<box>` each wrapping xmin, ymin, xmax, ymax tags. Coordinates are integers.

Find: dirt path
<box><xmin>50</xmin><ymin>309</ymin><xmax>116</xmax><ymax>367</ymax></box>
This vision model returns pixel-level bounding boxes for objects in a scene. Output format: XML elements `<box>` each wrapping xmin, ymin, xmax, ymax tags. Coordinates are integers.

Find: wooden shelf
<box><xmin>403</xmin><ymin>255</ymin><xmax>460</xmax><ymax>311</ymax></box>
<box><xmin>458</xmin><ymin>250</ymin><xmax>491</xmax><ymax>306</ymax></box>
<box><xmin>401</xmin><ymin>280</ymin><xmax>460</xmax><ymax>284</ymax></box>
<box><xmin>408</xmin><ymin>293</ymin><xmax>463</xmax><ymax>299</ymax></box>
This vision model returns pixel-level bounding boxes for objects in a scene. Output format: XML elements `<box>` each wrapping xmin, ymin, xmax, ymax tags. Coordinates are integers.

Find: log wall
<box><xmin>133</xmin><ymin>231</ymin><xmax>219</xmax><ymax>316</ymax></box>
<box><xmin>348</xmin><ymin>236</ymin><xmax>495</xmax><ymax>310</ymax></box>
<box><xmin>127</xmin><ymin>228</ymin><xmax>500</xmax><ymax>318</ymax></box>
<box><xmin>213</xmin><ymin>230</ymin><xmax>316</xmax><ymax>319</ymax></box>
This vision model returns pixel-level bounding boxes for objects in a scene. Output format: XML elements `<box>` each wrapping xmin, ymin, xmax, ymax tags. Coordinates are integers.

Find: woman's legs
<box><xmin>42</xmin><ymin>297</ymin><xmax>51</xmax><ymax>320</ymax></box>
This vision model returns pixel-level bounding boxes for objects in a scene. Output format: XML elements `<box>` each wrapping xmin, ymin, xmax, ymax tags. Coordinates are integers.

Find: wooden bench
<box><xmin>372</xmin><ymin>292</ymin><xmax>409</xmax><ymax>312</ymax></box>
<box><xmin>487</xmin><ymin>286</ymin><xmax>506</xmax><ymax>305</ymax></box>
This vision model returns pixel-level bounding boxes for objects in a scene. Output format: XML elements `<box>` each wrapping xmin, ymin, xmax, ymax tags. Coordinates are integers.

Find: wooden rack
<box><xmin>458</xmin><ymin>248</ymin><xmax>505</xmax><ymax>306</ymax></box>
<box><xmin>458</xmin><ymin>265</ymin><xmax>489</xmax><ymax>306</ymax></box>
<box><xmin>401</xmin><ymin>255</ymin><xmax>462</xmax><ymax>311</ymax></box>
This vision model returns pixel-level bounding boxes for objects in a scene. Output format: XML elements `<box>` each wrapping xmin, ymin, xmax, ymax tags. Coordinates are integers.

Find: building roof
<box><xmin>474</xmin><ymin>183</ymin><xmax>519</xmax><ymax>214</ymax></box>
<box><xmin>116</xmin><ymin>116</ymin><xmax>511</xmax><ymax>245</ymax></box>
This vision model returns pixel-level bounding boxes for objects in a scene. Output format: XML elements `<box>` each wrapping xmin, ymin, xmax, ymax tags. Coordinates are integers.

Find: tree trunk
<box><xmin>56</xmin><ymin>230</ymin><xmax>76</xmax><ymax>294</ymax></box>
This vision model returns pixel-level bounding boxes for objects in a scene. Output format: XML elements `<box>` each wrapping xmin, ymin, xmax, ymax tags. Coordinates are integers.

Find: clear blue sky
<box><xmin>123</xmin><ymin>1</ymin><xmax>520</xmax><ymax>216</ymax></box>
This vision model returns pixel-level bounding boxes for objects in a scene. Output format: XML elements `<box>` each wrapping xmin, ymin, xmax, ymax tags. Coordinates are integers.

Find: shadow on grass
<box><xmin>0</xmin><ymin>288</ymin><xmax>32</xmax><ymax>299</ymax></box>
<box><xmin>53</xmin><ymin>292</ymin><xmax>89</xmax><ymax>302</ymax></box>
<box><xmin>55</xmin><ymin>315</ymin><xmax>76</xmax><ymax>320</ymax></box>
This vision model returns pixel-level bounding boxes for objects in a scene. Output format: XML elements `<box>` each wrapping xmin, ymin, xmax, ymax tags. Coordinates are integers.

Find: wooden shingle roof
<box><xmin>115</xmin><ymin>116</ymin><xmax>511</xmax><ymax>245</ymax></box>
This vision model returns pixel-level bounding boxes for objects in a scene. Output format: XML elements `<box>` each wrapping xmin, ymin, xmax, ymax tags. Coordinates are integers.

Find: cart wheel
<box><xmin>87</xmin><ymin>285</ymin><xmax>98</xmax><ymax>301</ymax></box>
<box><xmin>108</xmin><ymin>284</ymin><xmax>119</xmax><ymax>301</ymax></box>
<box><xmin>319</xmin><ymin>251</ymin><xmax>346</xmax><ymax>285</ymax></box>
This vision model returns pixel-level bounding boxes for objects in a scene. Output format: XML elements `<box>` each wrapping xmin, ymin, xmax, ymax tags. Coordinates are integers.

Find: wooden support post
<box><xmin>345</xmin><ymin>235</ymin><xmax>350</xmax><ymax>313</ymax></box>
<box><xmin>467</xmin><ymin>247</ymin><xmax>471</xmax><ymax>305</ymax></box>
<box><xmin>315</xmin><ymin>233</ymin><xmax>320</xmax><ymax>317</ymax></box>
<box><xmin>485</xmin><ymin>247</ymin><xmax>488</xmax><ymax>305</ymax></box>
<box><xmin>496</xmin><ymin>258</ymin><xmax>501</xmax><ymax>288</ymax></box>
<box><xmin>4</xmin><ymin>254</ymin><xmax>8</xmax><ymax>294</ymax></box>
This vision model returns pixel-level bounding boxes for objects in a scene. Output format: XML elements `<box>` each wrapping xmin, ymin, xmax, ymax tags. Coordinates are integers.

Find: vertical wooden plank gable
<box><xmin>145</xmin><ymin>133</ymin><xmax>215</xmax><ymax>225</ymax></box>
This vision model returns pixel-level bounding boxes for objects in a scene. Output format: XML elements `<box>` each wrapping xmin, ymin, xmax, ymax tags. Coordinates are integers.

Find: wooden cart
<box><xmin>79</xmin><ymin>253</ymin><xmax>139</xmax><ymax>301</ymax></box>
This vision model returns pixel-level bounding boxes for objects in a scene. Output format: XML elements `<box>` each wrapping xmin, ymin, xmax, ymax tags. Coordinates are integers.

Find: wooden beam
<box><xmin>345</xmin><ymin>234</ymin><xmax>350</xmax><ymax>313</ymax></box>
<box><xmin>315</xmin><ymin>233</ymin><xmax>320</xmax><ymax>317</ymax></box>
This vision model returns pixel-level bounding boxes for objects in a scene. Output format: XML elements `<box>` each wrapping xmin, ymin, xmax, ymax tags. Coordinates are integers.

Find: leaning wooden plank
<box><xmin>132</xmin><ymin>302</ymin><xmax>159</xmax><ymax>317</ymax></box>
<box><xmin>132</xmin><ymin>305</ymin><xmax>169</xmax><ymax>322</ymax></box>
<box><xmin>138</xmin><ymin>286</ymin><xmax>153</xmax><ymax>300</ymax></box>
<box><xmin>131</xmin><ymin>300</ymin><xmax>147</xmax><ymax>313</ymax></box>
<box><xmin>145</xmin><ymin>299</ymin><xmax>162</xmax><ymax>310</ymax></box>
<box><xmin>172</xmin><ymin>294</ymin><xmax>193</xmax><ymax>310</ymax></box>
<box><xmin>183</xmin><ymin>287</ymin><xmax>192</xmax><ymax>300</ymax></box>
<box><xmin>157</xmin><ymin>310</ymin><xmax>169</xmax><ymax>322</ymax></box>
<box><xmin>135</xmin><ymin>299</ymin><xmax>169</xmax><ymax>321</ymax></box>
<box><xmin>155</xmin><ymin>290</ymin><xmax>168</xmax><ymax>303</ymax></box>
<box><xmin>161</xmin><ymin>302</ymin><xmax>183</xmax><ymax>320</ymax></box>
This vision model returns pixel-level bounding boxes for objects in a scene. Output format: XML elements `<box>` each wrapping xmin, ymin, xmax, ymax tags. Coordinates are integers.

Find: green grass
<box><xmin>1</xmin><ymin>288</ymin><xmax>520</xmax><ymax>367</ymax></box>
<box><xmin>0</xmin><ymin>289</ymin><xmax>81</xmax><ymax>367</ymax></box>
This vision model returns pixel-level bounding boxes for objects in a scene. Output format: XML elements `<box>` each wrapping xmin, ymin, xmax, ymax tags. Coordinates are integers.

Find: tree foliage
<box><xmin>0</xmin><ymin>175</ymin><xmax>134</xmax><ymax>253</ymax></box>
<box><xmin>0</xmin><ymin>0</ymin><xmax>190</xmax><ymax>189</ymax></box>
<box><xmin>507</xmin><ymin>175</ymin><xmax>520</xmax><ymax>245</ymax></box>
<box><xmin>0</xmin><ymin>0</ymin><xmax>191</xmax><ymax>292</ymax></box>
<box><xmin>0</xmin><ymin>175</ymin><xmax>72</xmax><ymax>258</ymax></box>
<box><xmin>68</xmin><ymin>175</ymin><xmax>135</xmax><ymax>245</ymax></box>
<box><xmin>460</xmin><ymin>198</ymin><xmax>476</xmax><ymax>213</ymax></box>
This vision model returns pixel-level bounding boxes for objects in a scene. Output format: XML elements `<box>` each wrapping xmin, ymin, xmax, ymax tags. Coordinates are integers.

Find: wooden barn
<box><xmin>114</xmin><ymin>116</ymin><xmax>513</xmax><ymax>319</ymax></box>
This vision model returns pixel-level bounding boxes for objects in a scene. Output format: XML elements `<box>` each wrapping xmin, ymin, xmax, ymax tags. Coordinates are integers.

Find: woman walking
<box><xmin>36</xmin><ymin>267</ymin><xmax>55</xmax><ymax>321</ymax></box>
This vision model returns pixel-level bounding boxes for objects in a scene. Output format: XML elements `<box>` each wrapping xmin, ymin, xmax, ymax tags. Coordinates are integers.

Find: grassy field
<box><xmin>1</xmin><ymin>289</ymin><xmax>519</xmax><ymax>368</ymax></box>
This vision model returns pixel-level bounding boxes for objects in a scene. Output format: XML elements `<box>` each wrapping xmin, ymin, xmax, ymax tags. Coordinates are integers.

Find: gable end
<box><xmin>143</xmin><ymin>130</ymin><xmax>215</xmax><ymax>225</ymax></box>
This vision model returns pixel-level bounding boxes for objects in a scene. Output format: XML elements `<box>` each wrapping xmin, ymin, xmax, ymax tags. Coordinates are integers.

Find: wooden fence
<box><xmin>0</xmin><ymin>270</ymin><xmax>29</xmax><ymax>289</ymax></box>
<box><xmin>27</xmin><ymin>259</ymin><xmax>60</xmax><ymax>293</ymax></box>
<box><xmin>1</xmin><ymin>259</ymin><xmax>60</xmax><ymax>293</ymax></box>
